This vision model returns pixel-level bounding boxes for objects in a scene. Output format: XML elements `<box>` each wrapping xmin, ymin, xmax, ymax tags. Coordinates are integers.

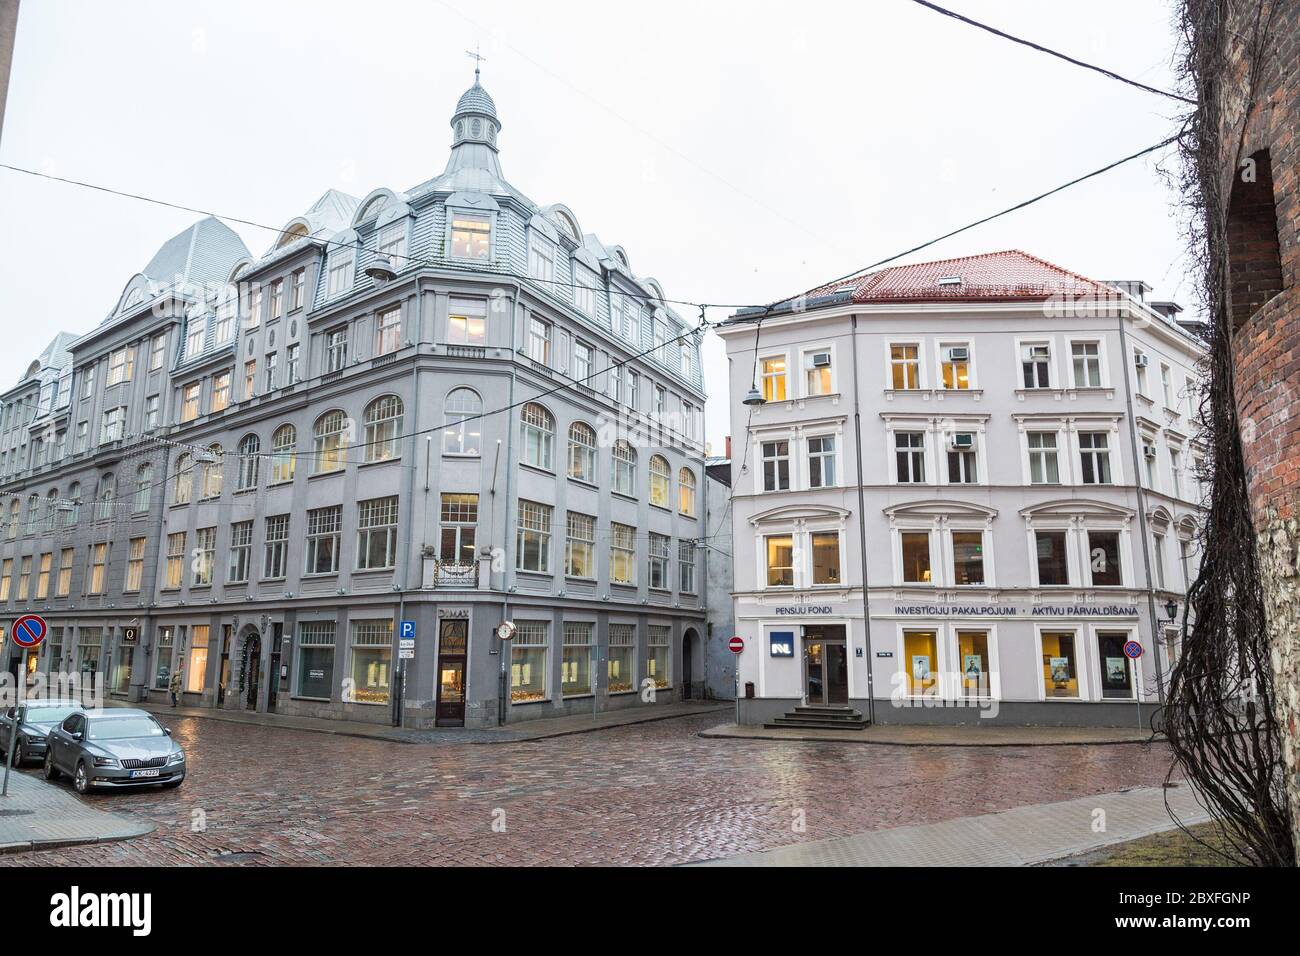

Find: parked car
<box><xmin>44</xmin><ymin>709</ymin><xmax>185</xmax><ymax>793</ymax></box>
<box><xmin>0</xmin><ymin>699</ymin><xmax>85</xmax><ymax>766</ymax></box>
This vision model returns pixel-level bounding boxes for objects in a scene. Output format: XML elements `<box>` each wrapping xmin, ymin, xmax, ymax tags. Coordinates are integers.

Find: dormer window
<box><xmin>377</xmin><ymin>221</ymin><xmax>407</xmax><ymax>264</ymax></box>
<box><xmin>937</xmin><ymin>275</ymin><xmax>962</xmax><ymax>288</ymax></box>
<box><xmin>451</xmin><ymin>216</ymin><xmax>491</xmax><ymax>260</ymax></box>
<box><xmin>327</xmin><ymin>247</ymin><xmax>355</xmax><ymax>297</ymax></box>
<box><xmin>529</xmin><ymin>239</ymin><xmax>554</xmax><ymax>282</ymax></box>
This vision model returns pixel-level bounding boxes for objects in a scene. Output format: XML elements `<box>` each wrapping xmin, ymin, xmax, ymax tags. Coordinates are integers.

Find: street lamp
<box><xmin>1164</xmin><ymin>599</ymin><xmax>1179</xmax><ymax>623</ymax></box>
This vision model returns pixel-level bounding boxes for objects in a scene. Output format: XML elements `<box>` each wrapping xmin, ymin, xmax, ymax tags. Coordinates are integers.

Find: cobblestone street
<box><xmin>0</xmin><ymin>713</ymin><xmax>1179</xmax><ymax>867</ymax></box>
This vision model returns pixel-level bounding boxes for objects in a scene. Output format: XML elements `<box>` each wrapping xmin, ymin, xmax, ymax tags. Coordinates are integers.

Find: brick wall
<box><xmin>1215</xmin><ymin>0</ymin><xmax>1300</xmax><ymax>854</ymax></box>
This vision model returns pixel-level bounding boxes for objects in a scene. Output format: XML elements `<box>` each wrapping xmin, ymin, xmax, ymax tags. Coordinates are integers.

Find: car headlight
<box><xmin>92</xmin><ymin>756</ymin><xmax>118</xmax><ymax>768</ymax></box>
<box><xmin>167</xmin><ymin>751</ymin><xmax>185</xmax><ymax>765</ymax></box>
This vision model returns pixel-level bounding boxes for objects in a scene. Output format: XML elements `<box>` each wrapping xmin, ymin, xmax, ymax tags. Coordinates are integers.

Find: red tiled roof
<box><xmin>811</xmin><ymin>250</ymin><xmax>1114</xmax><ymax>304</ymax></box>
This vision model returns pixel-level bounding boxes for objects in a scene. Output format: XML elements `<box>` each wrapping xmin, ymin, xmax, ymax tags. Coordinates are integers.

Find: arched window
<box><xmin>313</xmin><ymin>410</ymin><xmax>349</xmax><ymax>473</ymax></box>
<box><xmin>612</xmin><ymin>441</ymin><xmax>636</xmax><ymax>496</ymax></box>
<box><xmin>271</xmin><ymin>424</ymin><xmax>296</xmax><ymax>483</ymax></box>
<box><xmin>567</xmin><ymin>422</ymin><xmax>597</xmax><ymax>483</ymax></box>
<box><xmin>363</xmin><ymin>395</ymin><xmax>404</xmax><ymax>463</ymax></box>
<box><xmin>233</xmin><ymin>434</ymin><xmax>259</xmax><ymax>491</ymax></box>
<box><xmin>442</xmin><ymin>388</ymin><xmax>482</xmax><ymax>455</ymax></box>
<box><xmin>134</xmin><ymin>464</ymin><xmax>152</xmax><ymax>513</ymax></box>
<box><xmin>200</xmin><ymin>444</ymin><xmax>224</xmax><ymax>499</ymax></box>
<box><xmin>520</xmin><ymin>402</ymin><xmax>554</xmax><ymax>470</ymax></box>
<box><xmin>678</xmin><ymin>468</ymin><xmax>697</xmax><ymax>517</ymax></box>
<box><xmin>95</xmin><ymin>474</ymin><xmax>115</xmax><ymax>521</ymax></box>
<box><xmin>65</xmin><ymin>482</ymin><xmax>80</xmax><ymax>526</ymax></box>
<box><xmin>174</xmin><ymin>453</ymin><xmax>193</xmax><ymax>504</ymax></box>
<box><xmin>649</xmin><ymin>455</ymin><xmax>671</xmax><ymax>508</ymax></box>
<box><xmin>44</xmin><ymin>489</ymin><xmax>58</xmax><ymax>532</ymax></box>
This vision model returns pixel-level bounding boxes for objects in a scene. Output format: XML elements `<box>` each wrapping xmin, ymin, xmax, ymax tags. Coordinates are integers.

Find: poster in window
<box><xmin>963</xmin><ymin>654</ymin><xmax>983</xmax><ymax>678</ymax></box>
<box><xmin>1105</xmin><ymin>657</ymin><xmax>1128</xmax><ymax>684</ymax></box>
<box><xmin>1049</xmin><ymin>657</ymin><xmax>1071</xmax><ymax>684</ymax></box>
<box><xmin>911</xmin><ymin>655</ymin><xmax>931</xmax><ymax>682</ymax></box>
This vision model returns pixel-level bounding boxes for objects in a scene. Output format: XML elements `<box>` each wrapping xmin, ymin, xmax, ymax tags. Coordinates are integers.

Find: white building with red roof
<box><xmin>717</xmin><ymin>250</ymin><xmax>1207</xmax><ymax>728</ymax></box>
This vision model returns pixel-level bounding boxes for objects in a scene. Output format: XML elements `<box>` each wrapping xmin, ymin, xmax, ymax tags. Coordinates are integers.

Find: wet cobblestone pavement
<box><xmin>0</xmin><ymin>713</ymin><xmax>1179</xmax><ymax>866</ymax></box>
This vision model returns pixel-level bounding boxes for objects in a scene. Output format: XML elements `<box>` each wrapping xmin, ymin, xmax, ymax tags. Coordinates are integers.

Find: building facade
<box><xmin>0</xmin><ymin>72</ymin><xmax>715</xmax><ymax>729</ymax></box>
<box><xmin>719</xmin><ymin>251</ymin><xmax>1207</xmax><ymax>727</ymax></box>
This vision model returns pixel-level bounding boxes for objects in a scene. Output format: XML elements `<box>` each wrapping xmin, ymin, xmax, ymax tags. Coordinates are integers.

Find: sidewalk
<box><xmin>115</xmin><ymin>698</ymin><xmax>728</xmax><ymax>744</ymax></box>
<box><xmin>0</xmin><ymin>771</ymin><xmax>154</xmax><ymax>855</ymax></box>
<box><xmin>699</xmin><ymin>722</ymin><xmax>1156</xmax><ymax>747</ymax></box>
<box><xmin>693</xmin><ymin>784</ymin><xmax>1207</xmax><ymax>866</ymax></box>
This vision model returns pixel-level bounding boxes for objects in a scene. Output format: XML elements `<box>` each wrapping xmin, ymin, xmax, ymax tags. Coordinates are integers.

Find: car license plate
<box><xmin>130</xmin><ymin>768</ymin><xmax>160</xmax><ymax>779</ymax></box>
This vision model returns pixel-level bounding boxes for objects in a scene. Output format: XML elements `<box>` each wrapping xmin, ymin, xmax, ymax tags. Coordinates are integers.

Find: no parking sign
<box><xmin>11</xmin><ymin>614</ymin><xmax>47</xmax><ymax>649</ymax></box>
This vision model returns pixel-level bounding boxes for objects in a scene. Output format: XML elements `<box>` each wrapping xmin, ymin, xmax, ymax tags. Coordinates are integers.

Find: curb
<box><xmin>696</xmin><ymin>725</ymin><xmax>1163</xmax><ymax>748</ymax></box>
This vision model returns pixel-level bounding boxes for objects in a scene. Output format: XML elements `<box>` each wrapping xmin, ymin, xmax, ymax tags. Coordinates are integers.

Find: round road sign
<box><xmin>728</xmin><ymin>636</ymin><xmax>744</xmax><ymax>654</ymax></box>
<box><xmin>1122</xmin><ymin>640</ymin><xmax>1143</xmax><ymax>660</ymax></box>
<box><xmin>12</xmin><ymin>614</ymin><xmax>48</xmax><ymax>649</ymax></box>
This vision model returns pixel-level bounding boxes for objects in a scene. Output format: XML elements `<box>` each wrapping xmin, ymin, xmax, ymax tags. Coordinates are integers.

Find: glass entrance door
<box><xmin>435</xmin><ymin>619</ymin><xmax>468</xmax><ymax>726</ymax></box>
<box><xmin>804</xmin><ymin>625</ymin><xmax>848</xmax><ymax>705</ymax></box>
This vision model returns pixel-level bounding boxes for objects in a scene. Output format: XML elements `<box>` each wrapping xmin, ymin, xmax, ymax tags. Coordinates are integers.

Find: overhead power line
<box><xmin>906</xmin><ymin>0</ymin><xmax>1196</xmax><ymax>104</ymax></box>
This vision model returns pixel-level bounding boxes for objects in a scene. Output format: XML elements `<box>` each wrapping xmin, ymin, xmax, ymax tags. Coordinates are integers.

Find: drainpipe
<box><xmin>1115</xmin><ymin>304</ymin><xmax>1166</xmax><ymax>721</ymax></box>
<box><xmin>394</xmin><ymin>315</ymin><xmax>422</xmax><ymax>727</ymax></box>
<box><xmin>849</xmin><ymin>314</ymin><xmax>877</xmax><ymax>723</ymax></box>
<box><xmin>497</xmin><ymin>280</ymin><xmax>521</xmax><ymax>726</ymax></box>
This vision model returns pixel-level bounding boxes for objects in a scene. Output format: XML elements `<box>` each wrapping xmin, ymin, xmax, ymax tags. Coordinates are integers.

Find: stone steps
<box><xmin>765</xmin><ymin>705</ymin><xmax>870</xmax><ymax>731</ymax></box>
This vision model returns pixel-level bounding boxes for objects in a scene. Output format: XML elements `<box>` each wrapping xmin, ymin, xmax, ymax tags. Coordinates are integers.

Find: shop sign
<box><xmin>122</xmin><ymin>626</ymin><xmax>139</xmax><ymax>645</ymax></box>
<box><xmin>440</xmin><ymin>609</ymin><xmax>470</xmax><ymax>619</ymax></box>
<box><xmin>774</xmin><ymin>605</ymin><xmax>835</xmax><ymax>615</ymax></box>
<box><xmin>891</xmin><ymin>604</ymin><xmax>1139</xmax><ymax>619</ymax></box>
<box><xmin>769</xmin><ymin>631</ymin><xmax>794</xmax><ymax>657</ymax></box>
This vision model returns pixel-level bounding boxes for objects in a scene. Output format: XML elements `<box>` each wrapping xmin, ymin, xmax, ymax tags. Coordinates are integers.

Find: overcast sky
<box><xmin>0</xmin><ymin>0</ymin><xmax>1192</xmax><ymax>454</ymax></box>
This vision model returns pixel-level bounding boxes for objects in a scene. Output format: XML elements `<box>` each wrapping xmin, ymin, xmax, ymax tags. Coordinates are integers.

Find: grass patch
<box><xmin>1086</xmin><ymin>821</ymin><xmax>1244</xmax><ymax>867</ymax></box>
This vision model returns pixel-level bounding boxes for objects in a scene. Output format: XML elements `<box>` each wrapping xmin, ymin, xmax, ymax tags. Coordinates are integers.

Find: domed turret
<box><xmin>443</xmin><ymin>65</ymin><xmax>505</xmax><ymax>179</ymax></box>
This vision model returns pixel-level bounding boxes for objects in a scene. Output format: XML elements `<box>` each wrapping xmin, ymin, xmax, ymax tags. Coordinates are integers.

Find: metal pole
<box><xmin>1</xmin><ymin>649</ymin><xmax>26</xmax><ymax>796</ymax></box>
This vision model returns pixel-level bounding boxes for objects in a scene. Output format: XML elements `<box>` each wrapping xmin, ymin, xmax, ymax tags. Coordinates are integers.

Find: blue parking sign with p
<box><xmin>400</xmin><ymin>621</ymin><xmax>416</xmax><ymax>639</ymax></box>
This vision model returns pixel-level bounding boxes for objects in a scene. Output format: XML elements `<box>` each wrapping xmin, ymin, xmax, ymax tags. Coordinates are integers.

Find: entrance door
<box><xmin>243</xmin><ymin>634</ymin><xmax>261</xmax><ymax>711</ymax></box>
<box><xmin>681</xmin><ymin>633</ymin><xmax>693</xmax><ymax>699</ymax></box>
<box><xmin>803</xmin><ymin>625</ymin><xmax>849</xmax><ymax>705</ymax></box>
<box><xmin>434</xmin><ymin>619</ymin><xmax>468</xmax><ymax>726</ymax></box>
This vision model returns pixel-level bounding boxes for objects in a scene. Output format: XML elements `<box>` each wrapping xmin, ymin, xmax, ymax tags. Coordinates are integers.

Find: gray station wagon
<box><xmin>44</xmin><ymin>709</ymin><xmax>185</xmax><ymax>793</ymax></box>
<box><xmin>1</xmin><ymin>699</ymin><xmax>85</xmax><ymax>766</ymax></box>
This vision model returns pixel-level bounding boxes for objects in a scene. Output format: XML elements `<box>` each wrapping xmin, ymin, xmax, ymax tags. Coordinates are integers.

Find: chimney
<box><xmin>725</xmin><ymin>435</ymin><xmax>732</xmax><ymax>459</ymax></box>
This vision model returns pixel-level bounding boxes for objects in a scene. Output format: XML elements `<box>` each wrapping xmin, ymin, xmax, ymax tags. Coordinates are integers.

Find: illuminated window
<box><xmin>649</xmin><ymin>455</ymin><xmax>671</xmax><ymax>508</ymax></box>
<box><xmin>891</xmin><ymin>344</ymin><xmax>920</xmax><ymax>389</ymax></box>
<box><xmin>451</xmin><ymin>216</ymin><xmax>491</xmax><ymax>259</ymax></box>
<box><xmin>610</xmin><ymin>523</ymin><xmax>635</xmax><ymax>584</ymax></box>
<box><xmin>608</xmin><ymin>624</ymin><xmax>635</xmax><ymax>693</ymax></box>
<box><xmin>363</xmin><ymin>395</ymin><xmax>404</xmax><ymax>463</ymax></box>
<box><xmin>904</xmin><ymin>630</ymin><xmax>938</xmax><ymax>695</ymax></box>
<box><xmin>901</xmin><ymin>532</ymin><xmax>931</xmax><ymax>584</ymax></box>
<box><xmin>561</xmin><ymin>622</ymin><xmax>593</xmax><ymax>697</ymax></box>
<box><xmin>766</xmin><ymin>534</ymin><xmax>794</xmax><ymax>586</ymax></box>
<box><xmin>270</xmin><ymin>424</ymin><xmax>296</xmax><ymax>483</ymax></box>
<box><xmin>678</xmin><ymin>468</ymin><xmax>697</xmax><ymax>516</ymax></box>
<box><xmin>448</xmin><ymin>298</ymin><xmax>486</xmax><ymax>345</ymax></box>
<box><xmin>941</xmin><ymin>344</ymin><xmax>971</xmax><ymax>389</ymax></box>
<box><xmin>511</xmin><ymin>621</ymin><xmax>547</xmax><ymax>702</ymax></box>
<box><xmin>1042</xmin><ymin>631</ymin><xmax>1079</xmax><ymax>698</ymax></box>
<box><xmin>312</xmin><ymin>410</ymin><xmax>349</xmax><ymax>473</ymax></box>
<box><xmin>568</xmin><ymin>422</ymin><xmax>597</xmax><ymax>483</ymax></box>
<box><xmin>958</xmin><ymin>630</ymin><xmax>991</xmax><ymax>698</ymax></box>
<box><xmin>760</xmin><ymin>356</ymin><xmax>787</xmax><ymax>402</ymax></box>
<box><xmin>186</xmin><ymin>626</ymin><xmax>210</xmax><ymax>694</ymax></box>
<box><xmin>350</xmin><ymin>620</ymin><xmax>392</xmax><ymax>705</ymax></box>
<box><xmin>812</xmin><ymin>532</ymin><xmax>840</xmax><ymax>585</ymax></box>
<box><xmin>648</xmin><ymin>625</ymin><xmax>670</xmax><ymax>689</ymax></box>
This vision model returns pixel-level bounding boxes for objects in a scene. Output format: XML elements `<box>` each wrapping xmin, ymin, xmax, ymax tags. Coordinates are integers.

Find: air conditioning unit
<box><xmin>1134</xmin><ymin>353</ymin><xmax>1150</xmax><ymax>369</ymax></box>
<box><xmin>811</xmin><ymin>352</ymin><xmax>832</xmax><ymax>368</ymax></box>
<box><xmin>947</xmin><ymin>347</ymin><xmax>970</xmax><ymax>362</ymax></box>
<box><xmin>950</xmin><ymin>433</ymin><xmax>975</xmax><ymax>450</ymax></box>
<box><xmin>1143</xmin><ymin>443</ymin><xmax>1158</xmax><ymax>459</ymax></box>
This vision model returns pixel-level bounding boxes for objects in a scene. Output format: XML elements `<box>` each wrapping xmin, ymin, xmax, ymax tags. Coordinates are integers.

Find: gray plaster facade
<box><xmin>0</xmin><ymin>74</ymin><xmax>719</xmax><ymax>729</ymax></box>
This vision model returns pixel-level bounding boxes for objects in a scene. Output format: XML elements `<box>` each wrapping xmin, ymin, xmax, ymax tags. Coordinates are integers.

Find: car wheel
<box><xmin>43</xmin><ymin>750</ymin><xmax>59</xmax><ymax>780</ymax></box>
<box><xmin>9</xmin><ymin>742</ymin><xmax>21</xmax><ymax>766</ymax></box>
<box><xmin>73</xmin><ymin>761</ymin><xmax>90</xmax><ymax>795</ymax></box>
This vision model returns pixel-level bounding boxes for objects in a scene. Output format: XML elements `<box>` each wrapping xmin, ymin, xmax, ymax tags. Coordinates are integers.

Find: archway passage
<box><xmin>242</xmin><ymin>631</ymin><xmax>262</xmax><ymax>711</ymax></box>
<box><xmin>682</xmin><ymin>627</ymin><xmax>702</xmax><ymax>700</ymax></box>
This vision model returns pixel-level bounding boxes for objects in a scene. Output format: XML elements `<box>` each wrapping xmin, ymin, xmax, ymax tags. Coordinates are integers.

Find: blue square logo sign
<box><xmin>769</xmin><ymin>631</ymin><xmax>795</xmax><ymax>658</ymax></box>
<box><xmin>399</xmin><ymin>620</ymin><xmax>417</xmax><ymax>639</ymax></box>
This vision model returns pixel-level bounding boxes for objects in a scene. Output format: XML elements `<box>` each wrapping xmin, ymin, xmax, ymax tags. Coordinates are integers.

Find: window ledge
<box><xmin>307</xmin><ymin>469</ymin><xmax>346</xmax><ymax>480</ymax></box>
<box><xmin>518</xmin><ymin>462</ymin><xmax>556</xmax><ymax>478</ymax></box>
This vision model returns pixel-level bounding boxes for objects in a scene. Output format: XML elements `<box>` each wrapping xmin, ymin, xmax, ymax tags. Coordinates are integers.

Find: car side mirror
<box><xmin>164</xmin><ymin>728</ymin><xmax>172</xmax><ymax>736</ymax></box>
<box><xmin>71</xmin><ymin>731</ymin><xmax>83</xmax><ymax>741</ymax></box>
<box><xmin>3</xmin><ymin>708</ymin><xmax>13</xmax><ymax>720</ymax></box>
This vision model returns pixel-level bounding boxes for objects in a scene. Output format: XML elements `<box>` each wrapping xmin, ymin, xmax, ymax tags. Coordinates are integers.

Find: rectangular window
<box><xmin>1022</xmin><ymin>343</ymin><xmax>1051</xmax><ymax>388</ymax></box>
<box><xmin>350</xmin><ymin>620</ymin><xmax>393</xmax><ymax>704</ymax></box>
<box><xmin>678</xmin><ymin>540</ymin><xmax>696</xmax><ymax>594</ymax></box>
<box><xmin>527</xmin><ymin>317</ymin><xmax>551</xmax><ymax>364</ymax></box>
<box><xmin>377</xmin><ymin>221</ymin><xmax>407</xmax><ymax>262</ymax></box>
<box><xmin>150</xmin><ymin>334</ymin><xmax>166</xmax><ymax>371</ymax></box>
<box><xmin>375</xmin><ymin>306</ymin><xmax>401</xmax><ymax>356</ymax></box>
<box><xmin>1079</xmin><ymin>432</ymin><xmax>1112</xmax><ymax>484</ymax></box>
<box><xmin>246</xmin><ymin>286</ymin><xmax>263</xmax><ymax>329</ymax></box>
<box><xmin>561</xmin><ymin>622</ymin><xmax>593</xmax><ymax>697</ymax></box>
<box><xmin>762</xmin><ymin>440</ymin><xmax>790</xmax><ymax>491</ymax></box>
<box><xmin>1042</xmin><ymin>631</ymin><xmax>1079</xmax><ymax>698</ymax></box>
<box><xmin>211</xmin><ymin>371</ymin><xmax>231</xmax><ymax>413</ymax></box>
<box><xmin>511</xmin><ymin>621</ymin><xmax>547</xmax><ymax>703</ymax></box>
<box><xmin>804</xmin><ymin>350</ymin><xmax>833</xmax><ymax>395</ymax></box>
<box><xmin>305</xmin><ymin>506</ymin><xmax>342</xmax><ymax>574</ymax></box>
<box><xmin>760</xmin><ymin>356</ymin><xmax>787</xmax><ymax>402</ymax></box>
<box><xmin>356</xmin><ymin>496</ymin><xmax>399</xmax><ymax>570</ymax></box>
<box><xmin>243</xmin><ymin>359</ymin><xmax>256</xmax><ymax>399</ymax></box>
<box><xmin>326</xmin><ymin>327</ymin><xmax>348</xmax><ymax>372</ymax></box>
<box><xmin>269</xmin><ymin>279</ymin><xmax>283</xmax><ymax>320</ymax></box>
<box><xmin>610</xmin><ymin>522</ymin><xmax>635</xmax><ymax>585</ymax></box>
<box><xmin>184</xmin><ymin>625</ymin><xmax>210</xmax><ymax>694</ymax></box>
<box><xmin>57</xmin><ymin>548</ymin><xmax>73</xmax><ymax>596</ymax></box>
<box><xmin>947</xmin><ymin>438</ymin><xmax>978</xmax><ymax>483</ymax></box>
<box><xmin>447</xmin><ymin>298</ymin><xmax>486</xmax><ymax>345</ymax></box>
<box><xmin>608</xmin><ymin>624</ymin><xmax>636</xmax><ymax>693</ymax></box>
<box><xmin>940</xmin><ymin>345</ymin><xmax>970</xmax><ymax>389</ymax></box>
<box><xmin>572</xmin><ymin>340</ymin><xmax>593</xmax><ymax>382</ymax></box>
<box><xmin>1097</xmin><ymin>631</ymin><xmax>1134</xmax><ymax>699</ymax></box>
<box><xmin>17</xmin><ymin>556</ymin><xmax>32</xmax><ymax>599</ymax></box>
<box><xmin>78</xmin><ymin>628</ymin><xmax>103</xmax><ymax>679</ymax></box>
<box><xmin>185</xmin><ymin>318</ymin><xmax>206</xmax><ymax>358</ymax></box>
<box><xmin>1071</xmin><ymin>342</ymin><xmax>1102</xmax><ymax>387</ymax></box>
<box><xmin>100</xmin><ymin>406</ymin><xmax>125</xmax><ymax>444</ymax></box>
<box><xmin>451</xmin><ymin>216</ymin><xmax>491</xmax><ymax>259</ymax></box>
<box><xmin>144</xmin><ymin>395</ymin><xmax>160</xmax><ymax>430</ymax></box>
<box><xmin>958</xmin><ymin>630</ymin><xmax>992</xmax><ymax>698</ymax></box>
<box><xmin>439</xmin><ymin>494</ymin><xmax>478</xmax><ymax>568</ymax></box>
<box><xmin>327</xmin><ymin>249</ymin><xmax>354</xmax><ymax>296</ymax></box>
<box><xmin>1088</xmin><ymin>530</ymin><xmax>1122</xmax><ymax>586</ymax></box>
<box><xmin>1153</xmin><ymin>532</ymin><xmax>1167</xmax><ymax>588</ymax></box>
<box><xmin>36</xmin><ymin>552</ymin><xmax>51</xmax><ymax>599</ymax></box>
<box><xmin>573</xmin><ymin>276</ymin><xmax>595</xmax><ymax>315</ymax></box>
<box><xmin>0</xmin><ymin>558</ymin><xmax>11</xmax><ymax>600</ymax></box>
<box><xmin>297</xmin><ymin>622</ymin><xmax>336</xmax><ymax>698</ymax></box>
<box><xmin>627</xmin><ymin>370</ymin><xmax>640</xmax><ymax>409</ymax></box>
<box><xmin>564</xmin><ymin>511</ymin><xmax>595</xmax><ymax>578</ymax></box>
<box><xmin>904</xmin><ymin>630</ymin><xmax>938</xmax><ymax>695</ymax></box>
<box><xmin>901</xmin><ymin>532</ymin><xmax>931</xmax><ymax>584</ymax></box>
<box><xmin>1027</xmin><ymin>432</ymin><xmax>1060</xmax><ymax>484</ymax></box>
<box><xmin>766</xmin><ymin>534</ymin><xmax>794</xmax><ymax>586</ymax></box>
<box><xmin>1035</xmin><ymin>531</ymin><xmax>1069</xmax><ymax>585</ymax></box>
<box><xmin>263</xmin><ymin>352</ymin><xmax>278</xmax><ymax>391</ymax></box>
<box><xmin>290</xmin><ymin>270</ymin><xmax>305</xmax><ymax>311</ymax></box>
<box><xmin>228</xmin><ymin>521</ymin><xmax>252</xmax><ymax>583</ymax></box>
<box><xmin>808</xmin><ymin>436</ymin><xmax>837</xmax><ymax>488</ymax></box>
<box><xmin>649</xmin><ymin>533</ymin><xmax>670</xmax><ymax>590</ymax></box>
<box><xmin>890</xmin><ymin>344</ymin><xmax>920</xmax><ymax>389</ymax></box>
<box><xmin>812</xmin><ymin>531</ymin><xmax>840</xmax><ymax>585</ymax></box>
<box><xmin>263</xmin><ymin>515</ymin><xmax>289</xmax><ymax>579</ymax></box>
<box><xmin>895</xmin><ymin>431</ymin><xmax>925</xmax><ymax>483</ymax></box>
<box><xmin>1160</xmin><ymin>364</ymin><xmax>1173</xmax><ymax>407</ymax></box>
<box><xmin>125</xmin><ymin>537</ymin><xmax>145</xmax><ymax>592</ymax></box>
<box><xmin>165</xmin><ymin>532</ymin><xmax>185</xmax><ymax>589</ymax></box>
<box><xmin>648</xmin><ymin>625</ymin><xmax>670</xmax><ymax>689</ymax></box>
<box><xmin>153</xmin><ymin>627</ymin><xmax>173</xmax><ymax>689</ymax></box>
<box><xmin>286</xmin><ymin>343</ymin><xmax>300</xmax><ymax>384</ymax></box>
<box><xmin>952</xmin><ymin>531</ymin><xmax>985</xmax><ymax>585</ymax></box>
<box><xmin>107</xmin><ymin>346</ymin><xmax>134</xmax><ymax>386</ymax></box>
<box><xmin>516</xmin><ymin>500</ymin><xmax>552</xmax><ymax>573</ymax></box>
<box><xmin>1169</xmin><ymin>447</ymin><xmax>1183</xmax><ymax>498</ymax></box>
<box><xmin>529</xmin><ymin>240</ymin><xmax>554</xmax><ymax>282</ymax></box>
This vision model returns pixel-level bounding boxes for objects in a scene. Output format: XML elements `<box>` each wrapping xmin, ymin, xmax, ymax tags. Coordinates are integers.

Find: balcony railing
<box><xmin>422</xmin><ymin>558</ymin><xmax>480</xmax><ymax>589</ymax></box>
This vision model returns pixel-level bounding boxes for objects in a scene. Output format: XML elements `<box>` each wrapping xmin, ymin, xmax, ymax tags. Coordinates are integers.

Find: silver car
<box><xmin>44</xmin><ymin>709</ymin><xmax>185</xmax><ymax>794</ymax></box>
<box><xmin>0</xmin><ymin>699</ymin><xmax>85</xmax><ymax>766</ymax></box>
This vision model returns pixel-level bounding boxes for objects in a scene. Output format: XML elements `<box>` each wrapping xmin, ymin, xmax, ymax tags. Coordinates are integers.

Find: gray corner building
<box><xmin>0</xmin><ymin>72</ymin><xmax>719</xmax><ymax>728</ymax></box>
